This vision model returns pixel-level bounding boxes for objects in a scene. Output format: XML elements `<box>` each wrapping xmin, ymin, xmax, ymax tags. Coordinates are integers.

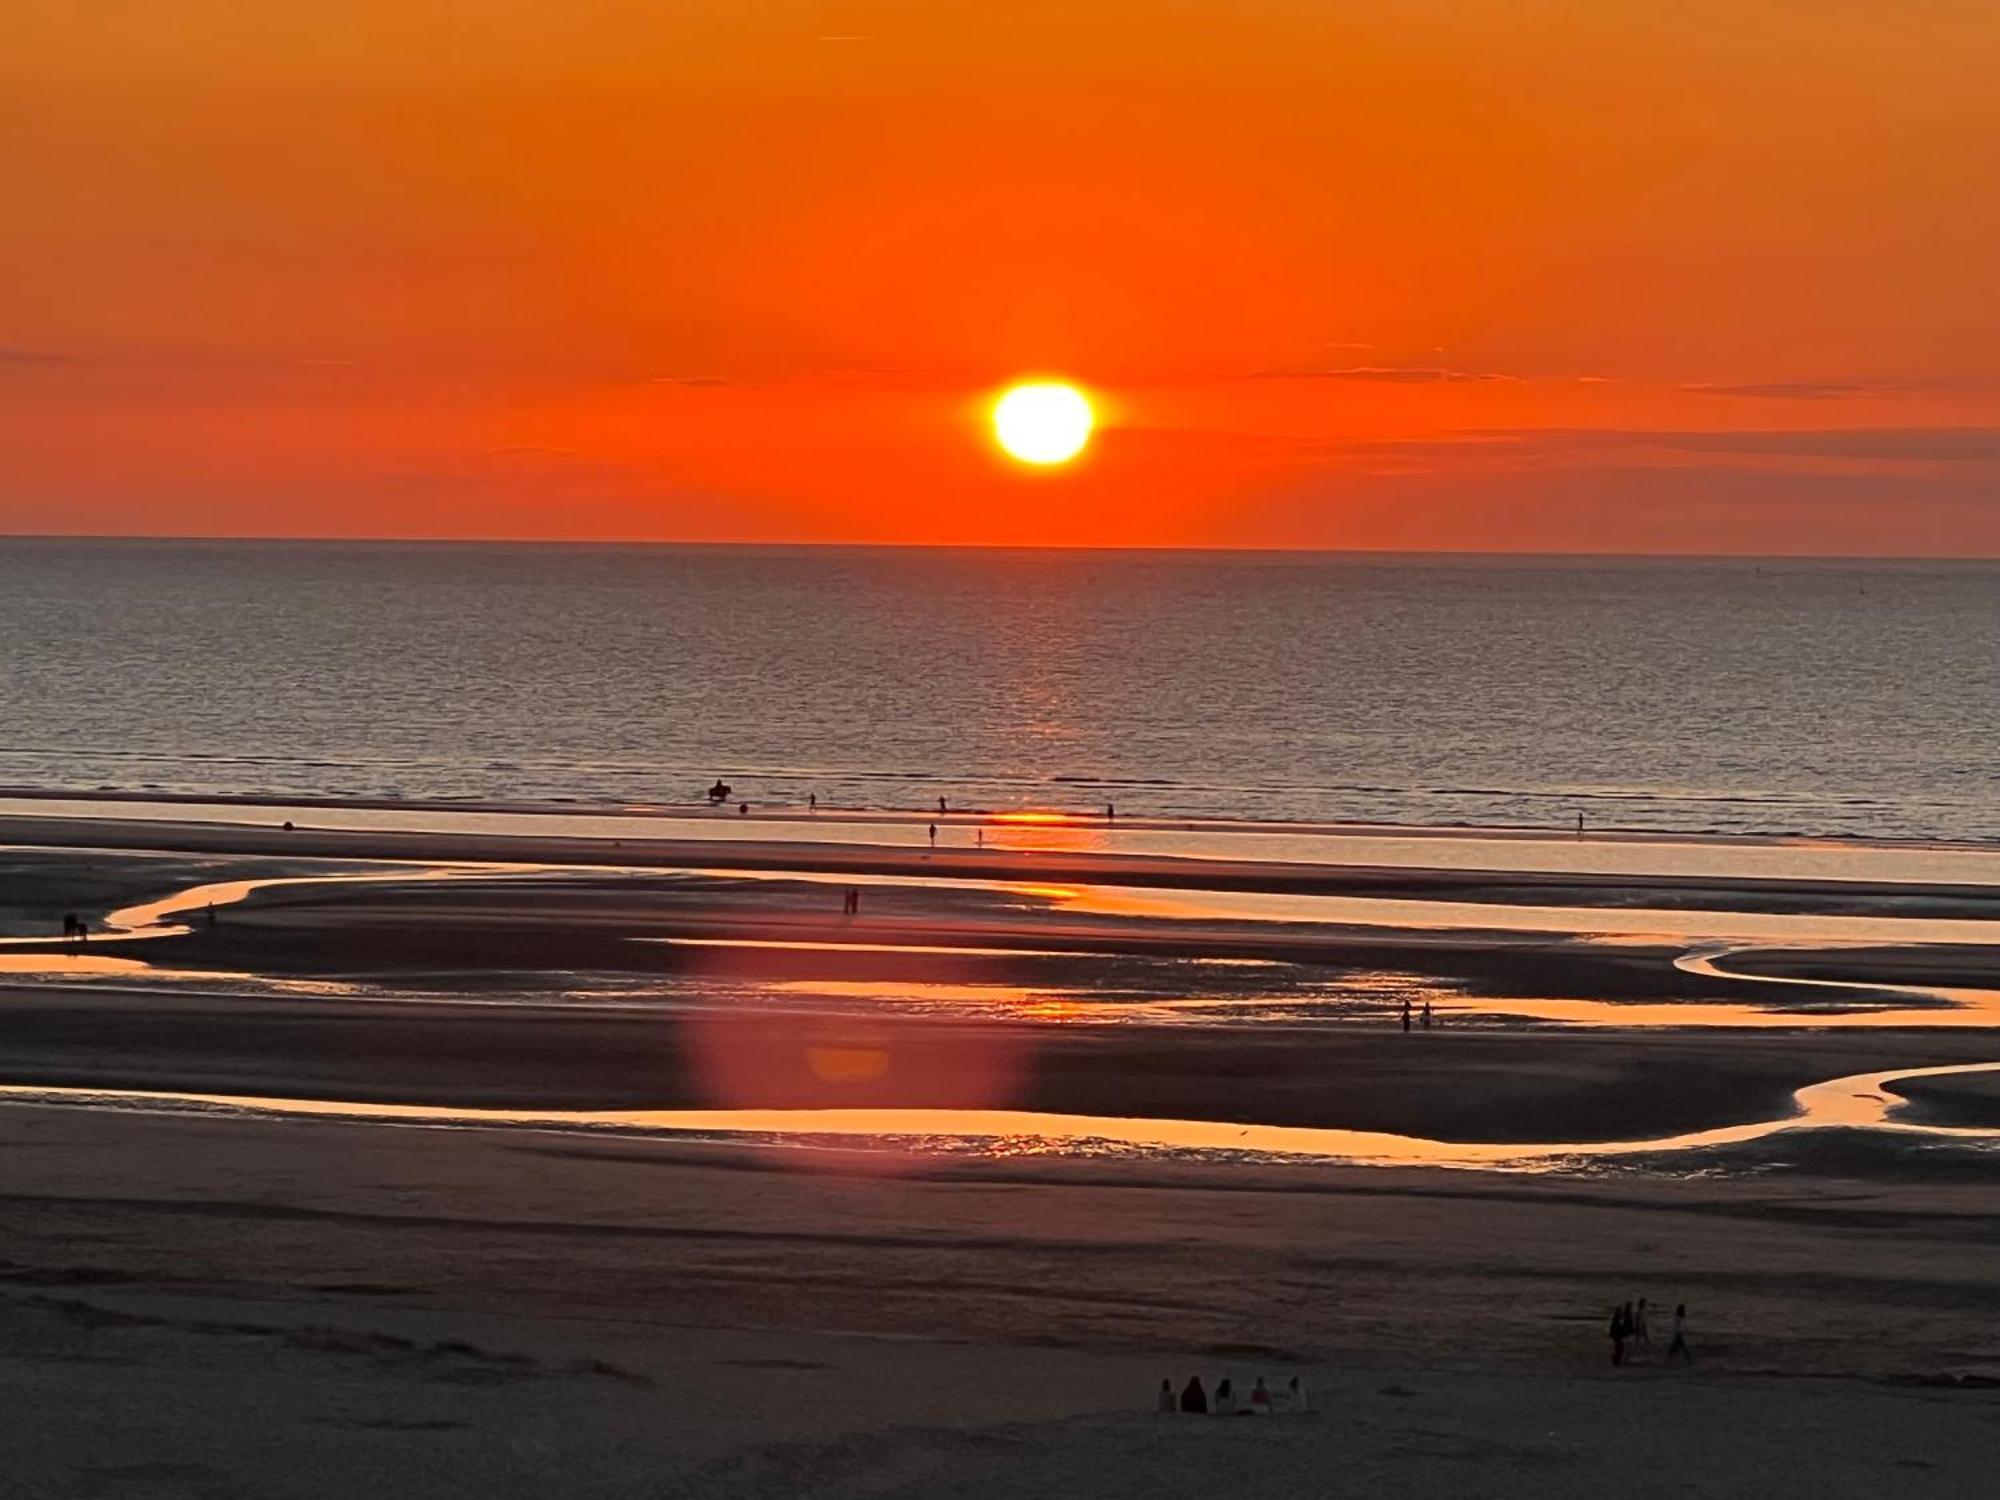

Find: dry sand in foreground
<box><xmin>1</xmin><ymin>1106</ymin><xmax>1995</xmax><ymax>1498</ymax></box>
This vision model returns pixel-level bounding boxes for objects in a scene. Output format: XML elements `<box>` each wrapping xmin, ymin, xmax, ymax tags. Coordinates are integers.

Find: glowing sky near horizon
<box><xmin>4</xmin><ymin>2</ymin><xmax>2000</xmax><ymax>553</ymax></box>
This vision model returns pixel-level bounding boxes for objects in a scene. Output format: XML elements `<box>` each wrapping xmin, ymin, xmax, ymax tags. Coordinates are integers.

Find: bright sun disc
<box><xmin>993</xmin><ymin>382</ymin><xmax>1093</xmax><ymax>465</ymax></box>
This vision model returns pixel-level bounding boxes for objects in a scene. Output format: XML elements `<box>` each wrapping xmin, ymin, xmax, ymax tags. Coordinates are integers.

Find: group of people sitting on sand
<box><xmin>1158</xmin><ymin>1373</ymin><xmax>1309</xmax><ymax>1416</ymax></box>
<box><xmin>1610</xmin><ymin>1296</ymin><xmax>1692</xmax><ymax>1366</ymax></box>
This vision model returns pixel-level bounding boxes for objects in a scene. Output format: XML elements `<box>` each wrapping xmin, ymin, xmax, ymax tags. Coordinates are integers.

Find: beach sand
<box><xmin>1</xmin><ymin>1106</ymin><xmax>1996</xmax><ymax>1498</ymax></box>
<box><xmin>2</xmin><ymin>817</ymin><xmax>1998</xmax><ymax>1494</ymax></box>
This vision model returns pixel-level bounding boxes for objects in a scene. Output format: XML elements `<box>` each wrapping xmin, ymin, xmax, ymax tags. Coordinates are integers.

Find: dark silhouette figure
<box><xmin>1633</xmin><ymin>1296</ymin><xmax>1652</xmax><ymax>1352</ymax></box>
<box><xmin>1178</xmin><ymin>1376</ymin><xmax>1208</xmax><ymax>1414</ymax></box>
<box><xmin>738</xmin><ymin>802</ymin><xmax>748</xmax><ymax>815</ymax></box>
<box><xmin>282</xmin><ymin>820</ymin><xmax>294</xmax><ymax>832</ymax></box>
<box><xmin>808</xmin><ymin>793</ymin><xmax>817</xmax><ymax>813</ymax></box>
<box><xmin>928</xmin><ymin>822</ymin><xmax>937</xmax><ymax>848</ymax></box>
<box><xmin>1156</xmin><ymin>1378</ymin><xmax>1175</xmax><ymax>1413</ymax></box>
<box><xmin>1610</xmin><ymin>1302</ymin><xmax>1631</xmax><ymax>1366</ymax></box>
<box><xmin>61</xmin><ymin>913</ymin><xmax>78</xmax><ymax>944</ymax></box>
<box><xmin>1401</xmin><ymin>998</ymin><xmax>1413</xmax><ymax>1033</ymax></box>
<box><xmin>206</xmin><ymin>902</ymin><xmax>218</xmax><ymax>928</ymax></box>
<box><xmin>707</xmin><ymin>780</ymin><xmax>731</xmax><ymax>804</ymax></box>
<box><xmin>1213</xmin><ymin>1377</ymin><xmax>1236</xmax><ymax>1415</ymax></box>
<box><xmin>938</xmin><ymin>796</ymin><xmax>948</xmax><ymax>815</ymax></box>
<box><xmin>1421</xmin><ymin>1000</ymin><xmax>1434</xmax><ymax>1030</ymax></box>
<box><xmin>1106</xmin><ymin>802</ymin><xmax>1115</xmax><ymax>821</ymax></box>
<box><xmin>1666</xmin><ymin>1303</ymin><xmax>1693</xmax><ymax>1364</ymax></box>
<box><xmin>1576</xmin><ymin>811</ymin><xmax>1585</xmax><ymax>839</ymax></box>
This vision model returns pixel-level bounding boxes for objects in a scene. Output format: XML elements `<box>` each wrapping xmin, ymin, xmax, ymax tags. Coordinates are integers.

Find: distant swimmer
<box><xmin>708</xmin><ymin>779</ymin><xmax>731</xmax><ymax>804</ymax></box>
<box><xmin>738</xmin><ymin>801</ymin><xmax>749</xmax><ymax>815</ymax></box>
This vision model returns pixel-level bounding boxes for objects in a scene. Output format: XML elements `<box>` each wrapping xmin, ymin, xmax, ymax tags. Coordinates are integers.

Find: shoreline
<box><xmin>9</xmin><ymin>785</ymin><xmax>2000</xmax><ymax>855</ymax></box>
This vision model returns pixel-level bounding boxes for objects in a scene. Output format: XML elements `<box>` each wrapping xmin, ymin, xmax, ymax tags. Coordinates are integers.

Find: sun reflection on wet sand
<box><xmin>0</xmin><ymin>1058</ymin><xmax>1994</xmax><ymax>1171</ymax></box>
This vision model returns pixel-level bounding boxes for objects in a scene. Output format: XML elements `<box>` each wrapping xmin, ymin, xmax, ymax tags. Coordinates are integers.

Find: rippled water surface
<box><xmin>5</xmin><ymin>540</ymin><xmax>1999</xmax><ymax>838</ymax></box>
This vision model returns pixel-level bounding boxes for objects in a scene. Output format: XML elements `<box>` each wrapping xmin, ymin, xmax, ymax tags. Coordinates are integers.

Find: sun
<box><xmin>992</xmin><ymin>381</ymin><xmax>1094</xmax><ymax>465</ymax></box>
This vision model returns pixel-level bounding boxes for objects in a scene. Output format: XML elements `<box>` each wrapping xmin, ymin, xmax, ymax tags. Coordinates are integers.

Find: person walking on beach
<box><xmin>1106</xmin><ymin>802</ymin><xmax>1115</xmax><ymax>821</ymax></box>
<box><xmin>1610</xmin><ymin>1302</ymin><xmax>1631</xmax><ymax>1366</ymax></box>
<box><xmin>1179</xmin><ymin>1376</ymin><xmax>1208</xmax><ymax>1413</ymax></box>
<box><xmin>928</xmin><ymin>822</ymin><xmax>937</xmax><ymax>849</ymax></box>
<box><xmin>1632</xmin><ymin>1296</ymin><xmax>1652</xmax><ymax>1354</ymax></box>
<box><xmin>809</xmin><ymin>792</ymin><xmax>817</xmax><ymax>813</ymax></box>
<box><xmin>938</xmin><ymin>796</ymin><xmax>948</xmax><ymax>816</ymax></box>
<box><xmin>1156</xmin><ymin>1378</ymin><xmax>1176</xmax><ymax>1413</ymax></box>
<box><xmin>1213</xmin><ymin>1377</ymin><xmax>1237</xmax><ymax>1415</ymax></box>
<box><xmin>1665</xmin><ymin>1303</ymin><xmax>1693</xmax><ymax>1364</ymax></box>
<box><xmin>1401</xmin><ymin>998</ymin><xmax>1413</xmax><ymax>1033</ymax></box>
<box><xmin>1576</xmin><ymin>811</ymin><xmax>1585</xmax><ymax>839</ymax></box>
<box><xmin>1421</xmin><ymin>1000</ymin><xmax>1433</xmax><ymax>1030</ymax></box>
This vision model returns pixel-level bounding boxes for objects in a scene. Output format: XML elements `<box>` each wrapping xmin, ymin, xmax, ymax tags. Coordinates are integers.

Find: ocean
<box><xmin>3</xmin><ymin>539</ymin><xmax>1998</xmax><ymax>841</ymax></box>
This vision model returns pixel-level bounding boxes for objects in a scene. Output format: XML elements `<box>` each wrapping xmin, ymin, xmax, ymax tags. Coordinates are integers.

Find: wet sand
<box><xmin>13</xmin><ymin>809</ymin><xmax>2000</xmax><ymax>918</ymax></box>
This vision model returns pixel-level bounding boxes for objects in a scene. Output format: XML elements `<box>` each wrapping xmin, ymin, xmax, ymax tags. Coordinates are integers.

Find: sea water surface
<box><xmin>4</xmin><ymin>539</ymin><xmax>1999</xmax><ymax>840</ymax></box>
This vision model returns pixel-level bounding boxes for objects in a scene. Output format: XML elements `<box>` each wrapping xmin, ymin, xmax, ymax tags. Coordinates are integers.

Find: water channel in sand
<box><xmin>3</xmin><ymin>835</ymin><xmax>1999</xmax><ymax>1167</ymax></box>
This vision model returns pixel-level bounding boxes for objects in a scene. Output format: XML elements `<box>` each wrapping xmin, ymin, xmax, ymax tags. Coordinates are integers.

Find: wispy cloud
<box><xmin>1255</xmin><ymin>364</ymin><xmax>1517</xmax><ymax>384</ymax></box>
<box><xmin>1509</xmin><ymin>426</ymin><xmax>2000</xmax><ymax>461</ymax></box>
<box><xmin>1680</xmin><ymin>381</ymin><xmax>1896</xmax><ymax>401</ymax></box>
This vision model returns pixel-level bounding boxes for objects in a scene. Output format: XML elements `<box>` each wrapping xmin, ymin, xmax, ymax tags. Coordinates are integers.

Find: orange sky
<box><xmin>6</xmin><ymin>2</ymin><xmax>2000</xmax><ymax>552</ymax></box>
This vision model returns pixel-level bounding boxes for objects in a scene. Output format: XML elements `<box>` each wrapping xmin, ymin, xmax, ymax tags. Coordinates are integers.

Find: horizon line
<box><xmin>2</xmin><ymin>532</ymin><xmax>1998</xmax><ymax>565</ymax></box>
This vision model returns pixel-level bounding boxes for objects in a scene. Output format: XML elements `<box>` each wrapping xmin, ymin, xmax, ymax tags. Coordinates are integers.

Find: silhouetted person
<box><xmin>73</xmin><ymin>919</ymin><xmax>88</xmax><ymax>946</ymax></box>
<box><xmin>206</xmin><ymin>902</ymin><xmax>218</xmax><ymax>928</ymax></box>
<box><xmin>1179</xmin><ymin>1376</ymin><xmax>1207</xmax><ymax>1414</ymax></box>
<box><xmin>1106</xmin><ymin>802</ymin><xmax>1115</xmax><ymax>821</ymax></box>
<box><xmin>976</xmin><ymin>827</ymin><xmax>985</xmax><ymax>849</ymax></box>
<box><xmin>1421</xmin><ymin>1000</ymin><xmax>1433</xmax><ymax>1030</ymax></box>
<box><xmin>61</xmin><ymin>913</ymin><xmax>78</xmax><ymax>944</ymax></box>
<box><xmin>928</xmin><ymin>822</ymin><xmax>937</xmax><ymax>848</ymax></box>
<box><xmin>1401</xmin><ymin>998</ymin><xmax>1412</xmax><ymax>1033</ymax></box>
<box><xmin>1288</xmin><ymin>1375</ymin><xmax>1308</xmax><ymax>1413</ymax></box>
<box><xmin>938</xmin><ymin>796</ymin><xmax>947</xmax><ymax>815</ymax></box>
<box><xmin>1576</xmin><ymin>811</ymin><xmax>1585</xmax><ymax>839</ymax></box>
<box><xmin>1610</xmin><ymin>1303</ymin><xmax>1631</xmax><ymax>1366</ymax></box>
<box><xmin>1250</xmin><ymin>1376</ymin><xmax>1272</xmax><ymax>1412</ymax></box>
<box><xmin>1213</xmin><ymin>1377</ymin><xmax>1237</xmax><ymax>1415</ymax></box>
<box><xmin>808</xmin><ymin>793</ymin><xmax>817</xmax><ymax>813</ymax></box>
<box><xmin>1666</xmin><ymin>1303</ymin><xmax>1692</xmax><ymax>1364</ymax></box>
<box><xmin>1633</xmin><ymin>1296</ymin><xmax>1652</xmax><ymax>1352</ymax></box>
<box><xmin>1156</xmin><ymin>1378</ymin><xmax>1175</xmax><ymax>1413</ymax></box>
<box><xmin>708</xmin><ymin>780</ymin><xmax>731</xmax><ymax>804</ymax></box>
